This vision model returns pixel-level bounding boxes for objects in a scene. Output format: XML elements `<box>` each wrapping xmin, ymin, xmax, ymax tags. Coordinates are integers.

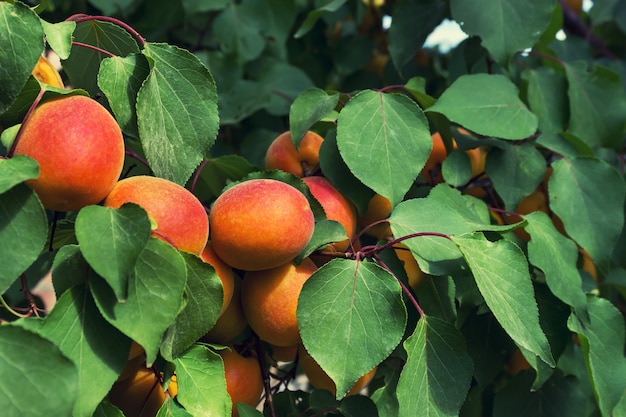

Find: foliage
<box><xmin>1</xmin><ymin>0</ymin><xmax>626</xmax><ymax>416</ymax></box>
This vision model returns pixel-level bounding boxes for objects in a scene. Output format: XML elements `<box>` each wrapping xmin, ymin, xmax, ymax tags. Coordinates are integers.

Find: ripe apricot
<box><xmin>265</xmin><ymin>130</ymin><xmax>324</xmax><ymax>177</ymax></box>
<box><xmin>303</xmin><ymin>176</ymin><xmax>357</xmax><ymax>251</ymax></box>
<box><xmin>108</xmin><ymin>366</ymin><xmax>166</xmax><ymax>417</ymax></box>
<box><xmin>269</xmin><ymin>343</ymin><xmax>300</xmax><ymax>363</ymax></box>
<box><xmin>103</xmin><ymin>175</ymin><xmax>209</xmax><ymax>255</ymax></box>
<box><xmin>358</xmin><ymin>193</ymin><xmax>393</xmax><ymax>240</ymax></box>
<box><xmin>13</xmin><ymin>95</ymin><xmax>125</xmax><ymax>211</ymax></box>
<box><xmin>203</xmin><ymin>275</ymin><xmax>248</xmax><ymax>344</ymax></box>
<box><xmin>298</xmin><ymin>345</ymin><xmax>376</xmax><ymax>397</ymax></box>
<box><xmin>422</xmin><ymin>132</ymin><xmax>456</xmax><ymax>185</ymax></box>
<box><xmin>241</xmin><ymin>257</ymin><xmax>318</xmax><ymax>347</ymax></box>
<box><xmin>219</xmin><ymin>349</ymin><xmax>264</xmax><ymax>417</ymax></box>
<box><xmin>200</xmin><ymin>242</ymin><xmax>235</xmax><ymax>315</ymax></box>
<box><xmin>32</xmin><ymin>55</ymin><xmax>64</xmax><ymax>88</ymax></box>
<box><xmin>210</xmin><ymin>179</ymin><xmax>315</xmax><ymax>271</ymax></box>
<box><xmin>394</xmin><ymin>244</ymin><xmax>426</xmax><ymax>290</ymax></box>
<box><xmin>504</xmin><ymin>348</ymin><xmax>530</xmax><ymax>376</ymax></box>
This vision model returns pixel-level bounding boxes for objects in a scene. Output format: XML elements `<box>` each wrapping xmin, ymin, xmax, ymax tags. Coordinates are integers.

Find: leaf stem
<box><xmin>190</xmin><ymin>159</ymin><xmax>209</xmax><ymax>194</ymax></box>
<box><xmin>71</xmin><ymin>41</ymin><xmax>117</xmax><ymax>58</ymax></box>
<box><xmin>20</xmin><ymin>274</ymin><xmax>40</xmax><ymax>318</ymax></box>
<box><xmin>253</xmin><ymin>335</ymin><xmax>277</xmax><ymax>417</ymax></box>
<box><xmin>0</xmin><ymin>296</ymin><xmax>30</xmax><ymax>319</ymax></box>
<box><xmin>374</xmin><ymin>254</ymin><xmax>424</xmax><ymax>317</ymax></box>
<box><xmin>67</xmin><ymin>15</ymin><xmax>146</xmax><ymax>46</ymax></box>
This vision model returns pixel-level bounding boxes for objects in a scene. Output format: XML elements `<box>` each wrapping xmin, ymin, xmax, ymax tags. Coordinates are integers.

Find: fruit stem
<box><xmin>190</xmin><ymin>158</ymin><xmax>209</xmax><ymax>194</ymax></box>
<box><xmin>0</xmin><ymin>295</ymin><xmax>31</xmax><ymax>319</ymax></box>
<box><xmin>20</xmin><ymin>274</ymin><xmax>41</xmax><ymax>318</ymax></box>
<box><xmin>6</xmin><ymin>87</ymin><xmax>46</xmax><ymax>158</ymax></box>
<box><xmin>253</xmin><ymin>335</ymin><xmax>277</xmax><ymax>417</ymax></box>
<box><xmin>67</xmin><ymin>15</ymin><xmax>147</xmax><ymax>46</ymax></box>
<box><xmin>359</xmin><ymin>231</ymin><xmax>451</xmax><ymax>258</ymax></box>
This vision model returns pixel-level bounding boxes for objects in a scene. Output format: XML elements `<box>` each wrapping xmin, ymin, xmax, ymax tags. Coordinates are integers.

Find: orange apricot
<box><xmin>210</xmin><ymin>179</ymin><xmax>315</xmax><ymax>271</ymax></box>
<box><xmin>265</xmin><ymin>130</ymin><xmax>324</xmax><ymax>177</ymax></box>
<box><xmin>219</xmin><ymin>349</ymin><xmax>264</xmax><ymax>417</ymax></box>
<box><xmin>108</xmin><ymin>367</ymin><xmax>167</xmax><ymax>417</ymax></box>
<box><xmin>200</xmin><ymin>242</ymin><xmax>235</xmax><ymax>315</ymax></box>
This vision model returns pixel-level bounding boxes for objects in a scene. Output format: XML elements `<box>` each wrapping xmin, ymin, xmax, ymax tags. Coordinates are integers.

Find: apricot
<box><xmin>203</xmin><ymin>276</ymin><xmax>248</xmax><ymax>344</ymax></box>
<box><xmin>210</xmin><ymin>179</ymin><xmax>315</xmax><ymax>271</ymax></box>
<box><xmin>269</xmin><ymin>343</ymin><xmax>299</xmax><ymax>363</ymax></box>
<box><xmin>303</xmin><ymin>176</ymin><xmax>357</xmax><ymax>251</ymax></box>
<box><xmin>103</xmin><ymin>175</ymin><xmax>209</xmax><ymax>255</ymax></box>
<box><xmin>13</xmin><ymin>95</ymin><xmax>125</xmax><ymax>211</ymax></box>
<box><xmin>422</xmin><ymin>132</ymin><xmax>456</xmax><ymax>185</ymax></box>
<box><xmin>564</xmin><ymin>0</ymin><xmax>582</xmax><ymax>14</ymax></box>
<box><xmin>219</xmin><ymin>349</ymin><xmax>264</xmax><ymax>417</ymax></box>
<box><xmin>357</xmin><ymin>193</ymin><xmax>393</xmax><ymax>240</ymax></box>
<box><xmin>32</xmin><ymin>55</ymin><xmax>64</xmax><ymax>88</ymax></box>
<box><xmin>504</xmin><ymin>348</ymin><xmax>530</xmax><ymax>376</ymax></box>
<box><xmin>117</xmin><ymin>341</ymin><xmax>147</xmax><ymax>382</ymax></box>
<box><xmin>241</xmin><ymin>257</ymin><xmax>318</xmax><ymax>347</ymax></box>
<box><xmin>298</xmin><ymin>345</ymin><xmax>376</xmax><ymax>397</ymax></box>
<box><xmin>200</xmin><ymin>242</ymin><xmax>235</xmax><ymax>315</ymax></box>
<box><xmin>108</xmin><ymin>366</ymin><xmax>167</xmax><ymax>417</ymax></box>
<box><xmin>265</xmin><ymin>130</ymin><xmax>324</xmax><ymax>177</ymax></box>
<box><xmin>509</xmin><ymin>189</ymin><xmax>548</xmax><ymax>241</ymax></box>
<box><xmin>394</xmin><ymin>244</ymin><xmax>426</xmax><ymax>290</ymax></box>
<box><xmin>580</xmin><ymin>249</ymin><xmax>597</xmax><ymax>282</ymax></box>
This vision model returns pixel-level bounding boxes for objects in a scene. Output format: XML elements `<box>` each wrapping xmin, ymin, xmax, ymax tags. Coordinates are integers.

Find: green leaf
<box><xmin>156</xmin><ymin>397</ymin><xmax>194</xmax><ymax>417</ymax></box>
<box><xmin>0</xmin><ymin>325</ymin><xmax>78</xmax><ymax>416</ymax></box>
<box><xmin>236</xmin><ymin>403</ymin><xmax>265</xmax><ymax>417</ymax></box>
<box><xmin>0</xmin><ymin>184</ymin><xmax>47</xmax><ymax>294</ymax></box>
<box><xmin>298</xmin><ymin>219</ymin><xmax>349</xmax><ymax>262</ymax></box>
<box><xmin>388</xmin><ymin>0</ymin><xmax>445</xmax><ymax>74</ymax></box>
<box><xmin>397</xmin><ymin>316</ymin><xmax>473</xmax><ymax>417</ymax></box>
<box><xmin>492</xmin><ymin>370</ymin><xmax>591</xmax><ymax>417</ymax></box>
<box><xmin>451</xmin><ymin>233</ymin><xmax>554</xmax><ymax>367</ymax></box>
<box><xmin>389</xmin><ymin>185</ymin><xmax>515</xmax><ymax>275</ymax></box>
<box><xmin>41</xmin><ymin>19</ymin><xmax>76</xmax><ymax>60</ymax></box>
<box><xmin>91</xmin><ymin>238</ymin><xmax>187</xmax><ymax>365</ymax></box>
<box><xmin>0</xmin><ymin>155</ymin><xmax>39</xmax><ymax>194</ymax></box>
<box><xmin>137</xmin><ymin>42</ymin><xmax>219</xmax><ymax>185</ymax></box>
<box><xmin>485</xmin><ymin>142</ymin><xmax>547</xmax><ymax>211</ymax></box>
<box><xmin>297</xmin><ymin>259</ymin><xmax>407</xmax><ymax>398</ymax></box>
<box><xmin>568</xmin><ymin>296</ymin><xmax>626</xmax><ymax>417</ymax></box>
<box><xmin>338</xmin><ymin>395</ymin><xmax>380</xmax><ymax>417</ymax></box>
<box><xmin>450</xmin><ymin>0</ymin><xmax>554</xmax><ymax>66</ymax></box>
<box><xmin>62</xmin><ymin>20</ymin><xmax>140</xmax><ymax>96</ymax></box>
<box><xmin>212</xmin><ymin>2</ymin><xmax>266</xmax><ymax>61</ymax></box>
<box><xmin>565</xmin><ymin>62</ymin><xmax>626</xmax><ymax>150</ymax></box>
<box><xmin>173</xmin><ymin>344</ymin><xmax>231</xmax><ymax>417</ymax></box>
<box><xmin>160</xmin><ymin>253</ymin><xmax>223</xmax><ymax>361</ymax></box>
<box><xmin>94</xmin><ymin>401</ymin><xmax>125</xmax><ymax>417</ymax></box>
<box><xmin>427</xmin><ymin>74</ymin><xmax>538</xmax><ymax>140</ymax></box>
<box><xmin>289</xmin><ymin>88</ymin><xmax>339</xmax><ymax>144</ymax></box>
<box><xmin>548</xmin><ymin>157</ymin><xmax>626</xmax><ymax>273</ymax></box>
<box><xmin>522</xmin><ymin>67</ymin><xmax>568</xmax><ymax>134</ymax></box>
<box><xmin>256</xmin><ymin>60</ymin><xmax>315</xmax><ymax>116</ymax></box>
<box><xmin>51</xmin><ymin>244</ymin><xmax>88</xmax><ymax>299</ymax></box>
<box><xmin>39</xmin><ymin>284</ymin><xmax>131</xmax><ymax>417</ymax></box>
<box><xmin>441</xmin><ymin>149</ymin><xmax>473</xmax><ymax>187</ymax></box>
<box><xmin>98</xmin><ymin>53</ymin><xmax>151</xmax><ymax>139</ymax></box>
<box><xmin>525</xmin><ymin>212</ymin><xmax>588</xmax><ymax>319</ymax></box>
<box><xmin>194</xmin><ymin>155</ymin><xmax>257</xmax><ymax>201</ymax></box>
<box><xmin>182</xmin><ymin>0</ymin><xmax>229</xmax><ymax>14</ymax></box>
<box><xmin>75</xmin><ymin>204</ymin><xmax>151</xmax><ymax>302</ymax></box>
<box><xmin>337</xmin><ymin>90</ymin><xmax>431</xmax><ymax>206</ymax></box>
<box><xmin>0</xmin><ymin>1</ymin><xmax>44</xmax><ymax>114</ymax></box>
<box><xmin>294</xmin><ymin>0</ymin><xmax>347</xmax><ymax>38</ymax></box>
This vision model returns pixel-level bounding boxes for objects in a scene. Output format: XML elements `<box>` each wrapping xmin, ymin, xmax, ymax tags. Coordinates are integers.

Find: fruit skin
<box><xmin>269</xmin><ymin>343</ymin><xmax>299</xmax><ymax>363</ymax></box>
<box><xmin>13</xmin><ymin>95</ymin><xmax>125</xmax><ymax>212</ymax></box>
<box><xmin>219</xmin><ymin>349</ymin><xmax>264</xmax><ymax>417</ymax></box>
<box><xmin>241</xmin><ymin>257</ymin><xmax>318</xmax><ymax>347</ymax></box>
<box><xmin>394</xmin><ymin>244</ymin><xmax>426</xmax><ymax>290</ymax></box>
<box><xmin>358</xmin><ymin>193</ymin><xmax>393</xmax><ymax>240</ymax></box>
<box><xmin>298</xmin><ymin>345</ymin><xmax>376</xmax><ymax>397</ymax></box>
<box><xmin>210</xmin><ymin>179</ymin><xmax>315</xmax><ymax>271</ymax></box>
<box><xmin>200</xmin><ymin>242</ymin><xmax>235</xmax><ymax>315</ymax></box>
<box><xmin>103</xmin><ymin>175</ymin><xmax>209</xmax><ymax>255</ymax></box>
<box><xmin>32</xmin><ymin>55</ymin><xmax>64</xmax><ymax>88</ymax></box>
<box><xmin>108</xmin><ymin>366</ymin><xmax>167</xmax><ymax>417</ymax></box>
<box><xmin>265</xmin><ymin>130</ymin><xmax>324</xmax><ymax>177</ymax></box>
<box><xmin>203</xmin><ymin>275</ymin><xmax>248</xmax><ymax>344</ymax></box>
<box><xmin>422</xmin><ymin>132</ymin><xmax>456</xmax><ymax>185</ymax></box>
<box><xmin>504</xmin><ymin>348</ymin><xmax>530</xmax><ymax>376</ymax></box>
<box><xmin>303</xmin><ymin>176</ymin><xmax>357</xmax><ymax>251</ymax></box>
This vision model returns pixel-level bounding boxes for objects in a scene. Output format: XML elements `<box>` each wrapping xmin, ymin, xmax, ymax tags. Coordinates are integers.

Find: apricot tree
<box><xmin>1</xmin><ymin>0</ymin><xmax>625</xmax><ymax>416</ymax></box>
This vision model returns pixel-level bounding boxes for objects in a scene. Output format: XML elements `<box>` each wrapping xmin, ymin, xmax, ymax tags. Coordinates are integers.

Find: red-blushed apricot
<box><xmin>298</xmin><ymin>345</ymin><xmax>377</xmax><ymax>397</ymax></box>
<box><xmin>358</xmin><ymin>193</ymin><xmax>393</xmax><ymax>240</ymax></box>
<box><xmin>210</xmin><ymin>179</ymin><xmax>315</xmax><ymax>271</ymax></box>
<box><xmin>219</xmin><ymin>348</ymin><xmax>264</xmax><ymax>417</ymax></box>
<box><xmin>203</xmin><ymin>276</ymin><xmax>248</xmax><ymax>344</ymax></box>
<box><xmin>13</xmin><ymin>95</ymin><xmax>124</xmax><ymax>211</ymax></box>
<box><xmin>108</xmin><ymin>366</ymin><xmax>167</xmax><ymax>417</ymax></box>
<box><xmin>200</xmin><ymin>242</ymin><xmax>235</xmax><ymax>315</ymax></box>
<box><xmin>265</xmin><ymin>130</ymin><xmax>324</xmax><ymax>177</ymax></box>
<box><xmin>32</xmin><ymin>55</ymin><xmax>64</xmax><ymax>88</ymax></box>
<box><xmin>303</xmin><ymin>176</ymin><xmax>357</xmax><ymax>251</ymax></box>
<box><xmin>393</xmin><ymin>244</ymin><xmax>426</xmax><ymax>290</ymax></box>
<box><xmin>103</xmin><ymin>175</ymin><xmax>209</xmax><ymax>255</ymax></box>
<box><xmin>241</xmin><ymin>257</ymin><xmax>318</xmax><ymax>347</ymax></box>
